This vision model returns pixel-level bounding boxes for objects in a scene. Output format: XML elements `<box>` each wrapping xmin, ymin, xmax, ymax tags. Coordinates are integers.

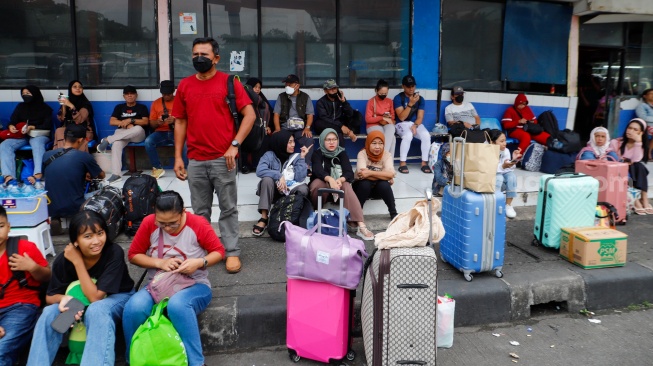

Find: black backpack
<box><xmin>268</xmin><ymin>193</ymin><xmax>313</xmax><ymax>242</ymax></box>
<box><xmin>227</xmin><ymin>75</ymin><xmax>266</xmax><ymax>152</ymax></box>
<box><xmin>81</xmin><ymin>186</ymin><xmax>125</xmax><ymax>241</ymax></box>
<box><xmin>537</xmin><ymin>110</ymin><xmax>560</xmax><ymax>138</ymax></box>
<box><xmin>0</xmin><ymin>237</ymin><xmax>48</xmax><ymax>306</ymax></box>
<box><xmin>122</xmin><ymin>174</ymin><xmax>160</xmax><ymax>237</ymax></box>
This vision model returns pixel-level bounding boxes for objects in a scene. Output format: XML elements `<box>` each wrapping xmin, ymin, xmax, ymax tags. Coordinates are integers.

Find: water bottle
<box><xmin>22</xmin><ymin>183</ymin><xmax>36</xmax><ymax>197</ymax></box>
<box><xmin>0</xmin><ymin>185</ymin><xmax>6</xmax><ymax>198</ymax></box>
<box><xmin>6</xmin><ymin>180</ymin><xmax>21</xmax><ymax>198</ymax></box>
<box><xmin>34</xmin><ymin>179</ymin><xmax>45</xmax><ymax>194</ymax></box>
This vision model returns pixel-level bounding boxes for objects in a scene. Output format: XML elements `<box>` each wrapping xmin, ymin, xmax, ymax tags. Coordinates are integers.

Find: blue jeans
<box><xmin>123</xmin><ymin>284</ymin><xmax>212</xmax><ymax>366</ymax></box>
<box><xmin>0</xmin><ymin>303</ymin><xmax>39</xmax><ymax>366</ymax></box>
<box><xmin>144</xmin><ymin>131</ymin><xmax>188</xmax><ymax>169</ymax></box>
<box><xmin>27</xmin><ymin>291</ymin><xmax>133</xmax><ymax>366</ymax></box>
<box><xmin>1</xmin><ymin>136</ymin><xmax>50</xmax><ymax>178</ymax></box>
<box><xmin>579</xmin><ymin>151</ymin><xmax>619</xmax><ymax>161</ymax></box>
<box><xmin>496</xmin><ymin>172</ymin><xmax>517</xmax><ymax>199</ymax></box>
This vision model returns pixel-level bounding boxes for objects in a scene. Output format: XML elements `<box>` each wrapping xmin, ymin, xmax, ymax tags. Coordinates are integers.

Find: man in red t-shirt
<box><xmin>172</xmin><ymin>37</ymin><xmax>255</xmax><ymax>274</ymax></box>
<box><xmin>0</xmin><ymin>207</ymin><xmax>51</xmax><ymax>365</ymax></box>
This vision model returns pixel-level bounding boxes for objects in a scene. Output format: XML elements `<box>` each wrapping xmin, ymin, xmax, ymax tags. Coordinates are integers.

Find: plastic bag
<box><xmin>130</xmin><ymin>298</ymin><xmax>188</xmax><ymax>366</ymax></box>
<box><xmin>437</xmin><ymin>295</ymin><xmax>455</xmax><ymax>348</ymax></box>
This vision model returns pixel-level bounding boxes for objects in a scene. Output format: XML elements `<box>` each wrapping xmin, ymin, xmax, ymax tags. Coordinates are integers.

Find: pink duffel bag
<box><xmin>284</xmin><ymin>221</ymin><xmax>368</xmax><ymax>290</ymax></box>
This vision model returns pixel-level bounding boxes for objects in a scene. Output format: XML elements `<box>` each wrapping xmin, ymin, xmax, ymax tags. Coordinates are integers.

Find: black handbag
<box><xmin>523</xmin><ymin>122</ymin><xmax>543</xmax><ymax>135</ymax></box>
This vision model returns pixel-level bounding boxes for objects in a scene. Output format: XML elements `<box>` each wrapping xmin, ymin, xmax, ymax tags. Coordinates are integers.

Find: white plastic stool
<box><xmin>9</xmin><ymin>221</ymin><xmax>55</xmax><ymax>258</ymax></box>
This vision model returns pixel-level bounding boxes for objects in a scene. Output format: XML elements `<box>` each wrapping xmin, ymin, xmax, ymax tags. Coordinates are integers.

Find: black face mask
<box><xmin>327</xmin><ymin>92</ymin><xmax>338</xmax><ymax>99</ymax></box>
<box><xmin>21</xmin><ymin>95</ymin><xmax>33</xmax><ymax>103</ymax></box>
<box><xmin>193</xmin><ymin>56</ymin><xmax>214</xmax><ymax>73</ymax></box>
<box><xmin>378</xmin><ymin>95</ymin><xmax>387</xmax><ymax>100</ymax></box>
<box><xmin>454</xmin><ymin>95</ymin><xmax>464</xmax><ymax>103</ymax></box>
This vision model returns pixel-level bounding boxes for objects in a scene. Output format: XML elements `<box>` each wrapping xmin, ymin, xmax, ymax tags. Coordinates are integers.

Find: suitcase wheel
<box><xmin>346</xmin><ymin>350</ymin><xmax>356</xmax><ymax>361</ymax></box>
<box><xmin>288</xmin><ymin>350</ymin><xmax>300</xmax><ymax>363</ymax></box>
<box><xmin>464</xmin><ymin>273</ymin><xmax>473</xmax><ymax>282</ymax></box>
<box><xmin>495</xmin><ymin>269</ymin><xmax>503</xmax><ymax>278</ymax></box>
<box><xmin>532</xmin><ymin>238</ymin><xmax>541</xmax><ymax>247</ymax></box>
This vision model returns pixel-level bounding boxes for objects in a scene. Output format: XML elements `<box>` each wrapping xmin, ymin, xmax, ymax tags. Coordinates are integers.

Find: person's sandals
<box><xmin>420</xmin><ymin>165</ymin><xmax>433</xmax><ymax>174</ymax></box>
<box><xmin>347</xmin><ymin>131</ymin><xmax>358</xmax><ymax>142</ymax></box>
<box><xmin>645</xmin><ymin>205</ymin><xmax>653</xmax><ymax>215</ymax></box>
<box><xmin>356</xmin><ymin>225</ymin><xmax>374</xmax><ymax>241</ymax></box>
<box><xmin>634</xmin><ymin>207</ymin><xmax>647</xmax><ymax>215</ymax></box>
<box><xmin>252</xmin><ymin>218</ymin><xmax>268</xmax><ymax>236</ymax></box>
<box><xmin>3</xmin><ymin>176</ymin><xmax>13</xmax><ymax>185</ymax></box>
<box><xmin>398</xmin><ymin>165</ymin><xmax>409</xmax><ymax>174</ymax></box>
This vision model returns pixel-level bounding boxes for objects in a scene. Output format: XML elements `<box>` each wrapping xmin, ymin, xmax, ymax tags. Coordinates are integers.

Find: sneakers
<box><xmin>97</xmin><ymin>138</ymin><xmax>109</xmax><ymax>153</ymax></box>
<box><xmin>151</xmin><ymin>168</ymin><xmax>165</xmax><ymax>179</ymax></box>
<box><xmin>106</xmin><ymin>174</ymin><xmax>122</xmax><ymax>184</ymax></box>
<box><xmin>356</xmin><ymin>225</ymin><xmax>375</xmax><ymax>241</ymax></box>
<box><xmin>505</xmin><ymin>204</ymin><xmax>517</xmax><ymax>219</ymax></box>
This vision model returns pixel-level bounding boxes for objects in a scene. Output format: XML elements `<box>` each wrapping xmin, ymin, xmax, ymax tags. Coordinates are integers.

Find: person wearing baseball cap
<box><xmin>444</xmin><ymin>85</ymin><xmax>481</xmax><ymax>137</ymax></box>
<box><xmin>42</xmin><ymin>123</ymin><xmax>105</xmax><ymax>230</ymax></box>
<box><xmin>96</xmin><ymin>85</ymin><xmax>149</xmax><ymax>184</ymax></box>
<box><xmin>273</xmin><ymin>74</ymin><xmax>315</xmax><ymax>171</ymax></box>
<box><xmin>393</xmin><ymin>75</ymin><xmax>432</xmax><ymax>174</ymax></box>
<box><xmin>314</xmin><ymin>79</ymin><xmax>358</xmax><ymax>145</ymax></box>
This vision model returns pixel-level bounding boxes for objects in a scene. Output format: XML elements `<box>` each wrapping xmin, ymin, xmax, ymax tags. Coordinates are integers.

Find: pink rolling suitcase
<box><xmin>286</xmin><ymin>188</ymin><xmax>356</xmax><ymax>364</ymax></box>
<box><xmin>575</xmin><ymin>160</ymin><xmax>628</xmax><ymax>223</ymax></box>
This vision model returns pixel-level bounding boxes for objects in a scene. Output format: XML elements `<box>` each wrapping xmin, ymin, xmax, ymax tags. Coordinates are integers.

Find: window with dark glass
<box><xmin>75</xmin><ymin>0</ymin><xmax>157</xmax><ymax>87</ymax></box>
<box><xmin>0</xmin><ymin>1</ymin><xmax>74</xmax><ymax>88</ymax></box>
<box><xmin>339</xmin><ymin>1</ymin><xmax>410</xmax><ymax>87</ymax></box>
<box><xmin>172</xmin><ymin>0</ymin><xmax>205</xmax><ymax>83</ymax></box>
<box><xmin>441</xmin><ymin>0</ymin><xmax>505</xmax><ymax>91</ymax></box>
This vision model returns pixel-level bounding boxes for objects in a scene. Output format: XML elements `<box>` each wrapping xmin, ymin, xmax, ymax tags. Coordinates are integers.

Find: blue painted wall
<box><xmin>411</xmin><ymin>0</ymin><xmax>440</xmax><ymax>90</ymax></box>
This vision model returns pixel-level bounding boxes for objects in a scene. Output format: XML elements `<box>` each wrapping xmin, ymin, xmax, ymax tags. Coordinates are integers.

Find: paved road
<box><xmin>202</xmin><ymin>307</ymin><xmax>653</xmax><ymax>366</ymax></box>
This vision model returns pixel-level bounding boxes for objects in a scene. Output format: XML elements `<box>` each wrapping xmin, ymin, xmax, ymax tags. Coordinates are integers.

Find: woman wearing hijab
<box><xmin>577</xmin><ymin>127</ymin><xmax>619</xmax><ymax>161</ymax></box>
<box><xmin>353</xmin><ymin>130</ymin><xmax>397</xmax><ymax>219</ymax></box>
<box><xmin>609</xmin><ymin>118</ymin><xmax>652</xmax><ymax>215</ymax></box>
<box><xmin>1</xmin><ymin>85</ymin><xmax>53</xmax><ymax>185</ymax></box>
<box><xmin>253</xmin><ymin>130</ymin><xmax>310</xmax><ymax>236</ymax></box>
<box><xmin>241</xmin><ymin>77</ymin><xmax>275</xmax><ymax>174</ymax></box>
<box><xmin>54</xmin><ymin>80</ymin><xmax>95</xmax><ymax>151</ymax></box>
<box><xmin>310</xmin><ymin>128</ymin><xmax>374</xmax><ymax>241</ymax></box>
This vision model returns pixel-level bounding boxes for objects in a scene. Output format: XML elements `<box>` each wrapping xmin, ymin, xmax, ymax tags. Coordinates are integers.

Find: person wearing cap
<box><xmin>42</xmin><ymin>123</ymin><xmax>105</xmax><ymax>231</ymax></box>
<box><xmin>172</xmin><ymin>37</ymin><xmax>256</xmax><ymax>278</ymax></box>
<box><xmin>444</xmin><ymin>85</ymin><xmax>481</xmax><ymax>137</ymax></box>
<box><xmin>96</xmin><ymin>85</ymin><xmax>149</xmax><ymax>184</ymax></box>
<box><xmin>393</xmin><ymin>75</ymin><xmax>432</xmax><ymax>174</ymax></box>
<box><xmin>315</xmin><ymin>79</ymin><xmax>357</xmax><ymax>145</ymax></box>
<box><xmin>273</xmin><ymin>74</ymin><xmax>315</xmax><ymax>170</ymax></box>
<box><xmin>145</xmin><ymin>80</ymin><xmax>187</xmax><ymax>179</ymax></box>
<box><xmin>502</xmin><ymin>93</ymin><xmax>551</xmax><ymax>154</ymax></box>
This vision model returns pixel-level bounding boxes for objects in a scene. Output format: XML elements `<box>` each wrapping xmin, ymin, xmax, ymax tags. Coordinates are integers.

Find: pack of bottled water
<box><xmin>0</xmin><ymin>179</ymin><xmax>46</xmax><ymax>198</ymax></box>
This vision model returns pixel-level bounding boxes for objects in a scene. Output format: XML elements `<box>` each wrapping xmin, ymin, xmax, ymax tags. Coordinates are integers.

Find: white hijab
<box><xmin>589</xmin><ymin>127</ymin><xmax>610</xmax><ymax>157</ymax></box>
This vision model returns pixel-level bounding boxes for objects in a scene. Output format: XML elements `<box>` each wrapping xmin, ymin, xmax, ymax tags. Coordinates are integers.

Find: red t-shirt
<box><xmin>172</xmin><ymin>72</ymin><xmax>252</xmax><ymax>160</ymax></box>
<box><xmin>0</xmin><ymin>240</ymin><xmax>48</xmax><ymax>308</ymax></box>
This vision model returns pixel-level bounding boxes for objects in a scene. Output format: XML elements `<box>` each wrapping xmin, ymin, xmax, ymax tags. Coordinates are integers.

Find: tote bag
<box><xmin>453</xmin><ymin>133</ymin><xmax>499</xmax><ymax>193</ymax></box>
<box><xmin>130</xmin><ymin>298</ymin><xmax>188</xmax><ymax>366</ymax></box>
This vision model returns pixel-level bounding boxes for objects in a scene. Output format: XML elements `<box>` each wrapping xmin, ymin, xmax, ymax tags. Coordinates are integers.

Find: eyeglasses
<box><xmin>325</xmin><ymin>138</ymin><xmax>339</xmax><ymax>143</ymax></box>
<box><xmin>155</xmin><ymin>218</ymin><xmax>182</xmax><ymax>229</ymax></box>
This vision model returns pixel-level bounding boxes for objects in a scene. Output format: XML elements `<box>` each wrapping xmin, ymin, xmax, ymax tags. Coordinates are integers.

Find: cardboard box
<box><xmin>560</xmin><ymin>227</ymin><xmax>627</xmax><ymax>269</ymax></box>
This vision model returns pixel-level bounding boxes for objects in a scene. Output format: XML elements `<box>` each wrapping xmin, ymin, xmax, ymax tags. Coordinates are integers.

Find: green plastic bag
<box><xmin>130</xmin><ymin>298</ymin><xmax>188</xmax><ymax>366</ymax></box>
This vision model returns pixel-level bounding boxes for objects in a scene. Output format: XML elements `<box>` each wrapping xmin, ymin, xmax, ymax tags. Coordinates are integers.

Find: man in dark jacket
<box><xmin>314</xmin><ymin>79</ymin><xmax>358</xmax><ymax>145</ymax></box>
<box><xmin>273</xmin><ymin>74</ymin><xmax>315</xmax><ymax>167</ymax></box>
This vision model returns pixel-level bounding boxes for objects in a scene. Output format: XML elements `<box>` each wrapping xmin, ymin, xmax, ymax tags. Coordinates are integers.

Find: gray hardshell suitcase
<box><xmin>361</xmin><ymin>192</ymin><xmax>438</xmax><ymax>366</ymax></box>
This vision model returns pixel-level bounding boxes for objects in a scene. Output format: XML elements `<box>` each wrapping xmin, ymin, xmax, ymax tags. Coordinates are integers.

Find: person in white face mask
<box><xmin>273</xmin><ymin>74</ymin><xmax>315</xmax><ymax>173</ymax></box>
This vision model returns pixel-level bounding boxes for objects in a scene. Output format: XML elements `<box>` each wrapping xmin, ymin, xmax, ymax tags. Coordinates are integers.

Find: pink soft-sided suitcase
<box><xmin>575</xmin><ymin>159</ymin><xmax>628</xmax><ymax>223</ymax></box>
<box><xmin>286</xmin><ymin>278</ymin><xmax>354</xmax><ymax>363</ymax></box>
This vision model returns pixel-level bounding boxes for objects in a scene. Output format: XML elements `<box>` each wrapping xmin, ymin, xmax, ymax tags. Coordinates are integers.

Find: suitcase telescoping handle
<box><xmin>426</xmin><ymin>188</ymin><xmax>433</xmax><ymax>246</ymax></box>
<box><xmin>450</xmin><ymin>136</ymin><xmax>466</xmax><ymax>194</ymax></box>
<box><xmin>316</xmin><ymin>188</ymin><xmax>345</xmax><ymax>237</ymax></box>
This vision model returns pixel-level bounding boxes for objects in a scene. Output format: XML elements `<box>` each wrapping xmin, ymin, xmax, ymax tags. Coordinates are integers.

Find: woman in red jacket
<box><xmin>502</xmin><ymin>94</ymin><xmax>550</xmax><ymax>153</ymax></box>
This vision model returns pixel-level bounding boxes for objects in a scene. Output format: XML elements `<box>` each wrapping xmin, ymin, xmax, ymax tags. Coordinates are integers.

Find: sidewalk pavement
<box><xmin>47</xmin><ymin>199</ymin><xmax>653</xmax><ymax>356</ymax></box>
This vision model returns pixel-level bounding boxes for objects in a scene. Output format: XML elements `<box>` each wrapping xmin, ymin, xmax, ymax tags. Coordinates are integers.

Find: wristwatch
<box><xmin>130</xmin><ymin>117</ymin><xmax>136</xmax><ymax>125</ymax></box>
<box><xmin>231</xmin><ymin>139</ymin><xmax>240</xmax><ymax>148</ymax></box>
<box><xmin>202</xmin><ymin>257</ymin><xmax>208</xmax><ymax>270</ymax></box>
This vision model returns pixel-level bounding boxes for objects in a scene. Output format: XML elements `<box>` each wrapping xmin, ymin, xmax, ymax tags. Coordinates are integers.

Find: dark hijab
<box><xmin>65</xmin><ymin>80</ymin><xmax>94</xmax><ymax>122</ymax></box>
<box><xmin>245</xmin><ymin>77</ymin><xmax>272</xmax><ymax>111</ymax></box>
<box><xmin>10</xmin><ymin>85</ymin><xmax>52</xmax><ymax>127</ymax></box>
<box><xmin>269</xmin><ymin>129</ymin><xmax>292</xmax><ymax>164</ymax></box>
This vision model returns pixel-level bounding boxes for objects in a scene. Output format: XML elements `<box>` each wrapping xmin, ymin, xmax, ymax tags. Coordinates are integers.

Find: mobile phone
<box><xmin>337</xmin><ymin>90</ymin><xmax>343</xmax><ymax>98</ymax></box>
<box><xmin>51</xmin><ymin>298</ymin><xmax>85</xmax><ymax>333</ymax></box>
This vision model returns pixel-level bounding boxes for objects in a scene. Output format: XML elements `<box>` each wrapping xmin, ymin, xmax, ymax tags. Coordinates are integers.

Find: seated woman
<box><xmin>1</xmin><ymin>85</ymin><xmax>52</xmax><ymax>185</ymax></box>
<box><xmin>353</xmin><ymin>130</ymin><xmax>397</xmax><ymax>219</ymax></box>
<box><xmin>609</xmin><ymin>118</ymin><xmax>651</xmax><ymax>215</ymax></box>
<box><xmin>501</xmin><ymin>93</ymin><xmax>550</xmax><ymax>154</ymax></box>
<box><xmin>310</xmin><ymin>128</ymin><xmax>374</xmax><ymax>241</ymax></box>
<box><xmin>253</xmin><ymin>130</ymin><xmax>310</xmax><ymax>236</ymax></box>
<box><xmin>577</xmin><ymin>127</ymin><xmax>619</xmax><ymax>161</ymax></box>
<box><xmin>122</xmin><ymin>191</ymin><xmax>225</xmax><ymax>366</ymax></box>
<box><xmin>241</xmin><ymin>77</ymin><xmax>274</xmax><ymax>174</ymax></box>
<box><xmin>54</xmin><ymin>80</ymin><xmax>95</xmax><ymax>152</ymax></box>
<box><xmin>365</xmin><ymin>79</ymin><xmax>396</xmax><ymax>155</ymax></box>
<box><xmin>27</xmin><ymin>210</ymin><xmax>135</xmax><ymax>365</ymax></box>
